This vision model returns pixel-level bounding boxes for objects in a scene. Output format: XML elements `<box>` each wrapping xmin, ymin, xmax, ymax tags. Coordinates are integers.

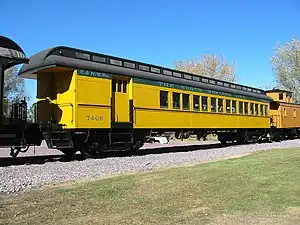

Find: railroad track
<box><xmin>0</xmin><ymin>141</ymin><xmax>232</xmax><ymax>167</ymax></box>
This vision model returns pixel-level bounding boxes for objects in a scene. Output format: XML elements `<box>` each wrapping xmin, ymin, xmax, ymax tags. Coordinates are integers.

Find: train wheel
<box><xmin>79</xmin><ymin>142</ymin><xmax>105</xmax><ymax>158</ymax></box>
<box><xmin>79</xmin><ymin>148</ymin><xmax>97</xmax><ymax>158</ymax></box>
<box><xmin>237</xmin><ymin>135</ymin><xmax>248</xmax><ymax>144</ymax></box>
<box><xmin>10</xmin><ymin>147</ymin><xmax>21</xmax><ymax>158</ymax></box>
<box><xmin>129</xmin><ymin>140</ymin><xmax>144</xmax><ymax>155</ymax></box>
<box><xmin>217</xmin><ymin>135</ymin><xmax>227</xmax><ymax>144</ymax></box>
<box><xmin>59</xmin><ymin>148</ymin><xmax>77</xmax><ymax>157</ymax></box>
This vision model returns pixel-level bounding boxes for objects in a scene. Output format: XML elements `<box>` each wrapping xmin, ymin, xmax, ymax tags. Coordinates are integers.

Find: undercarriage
<box><xmin>42</xmin><ymin>124</ymin><xmax>146</xmax><ymax>158</ymax></box>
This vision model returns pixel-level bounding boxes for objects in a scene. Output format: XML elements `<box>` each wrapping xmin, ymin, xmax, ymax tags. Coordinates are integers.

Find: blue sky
<box><xmin>1</xmin><ymin>0</ymin><xmax>300</xmax><ymax>105</ymax></box>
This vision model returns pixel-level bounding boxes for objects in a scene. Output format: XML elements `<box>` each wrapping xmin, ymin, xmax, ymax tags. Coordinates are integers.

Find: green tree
<box><xmin>3</xmin><ymin>66</ymin><xmax>26</xmax><ymax>117</ymax></box>
<box><xmin>174</xmin><ymin>54</ymin><xmax>237</xmax><ymax>82</ymax></box>
<box><xmin>27</xmin><ymin>103</ymin><xmax>37</xmax><ymax>123</ymax></box>
<box><xmin>271</xmin><ymin>37</ymin><xmax>300</xmax><ymax>102</ymax></box>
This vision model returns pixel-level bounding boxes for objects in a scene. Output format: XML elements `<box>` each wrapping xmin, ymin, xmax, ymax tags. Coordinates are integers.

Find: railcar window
<box><xmin>260</xmin><ymin>104</ymin><xmax>264</xmax><ymax>115</ymax></box>
<box><xmin>250</xmin><ymin>103</ymin><xmax>254</xmax><ymax>114</ymax></box>
<box><xmin>202</xmin><ymin>96</ymin><xmax>208</xmax><ymax>111</ymax></box>
<box><xmin>122</xmin><ymin>80</ymin><xmax>127</xmax><ymax>93</ymax></box>
<box><xmin>184</xmin><ymin>74</ymin><xmax>192</xmax><ymax>80</ymax></box>
<box><xmin>76</xmin><ymin>52</ymin><xmax>90</xmax><ymax>60</ymax></box>
<box><xmin>193</xmin><ymin>95</ymin><xmax>200</xmax><ymax>111</ymax></box>
<box><xmin>279</xmin><ymin>93</ymin><xmax>283</xmax><ymax>100</ymax></box>
<box><xmin>264</xmin><ymin>105</ymin><xmax>268</xmax><ymax>115</ymax></box>
<box><xmin>160</xmin><ymin>91</ymin><xmax>168</xmax><ymax>108</ymax></box>
<box><xmin>239</xmin><ymin>101</ymin><xmax>243</xmax><ymax>114</ymax></box>
<box><xmin>92</xmin><ymin>55</ymin><xmax>106</xmax><ymax>63</ymax></box>
<box><xmin>255</xmin><ymin>104</ymin><xmax>258</xmax><ymax>115</ymax></box>
<box><xmin>232</xmin><ymin>100</ymin><xmax>237</xmax><ymax>113</ymax></box>
<box><xmin>245</xmin><ymin>102</ymin><xmax>249</xmax><ymax>114</ymax></box>
<box><xmin>139</xmin><ymin>64</ymin><xmax>149</xmax><ymax>71</ymax></box>
<box><xmin>163</xmin><ymin>70</ymin><xmax>172</xmax><ymax>76</ymax></box>
<box><xmin>226</xmin><ymin>100</ymin><xmax>231</xmax><ymax>113</ymax></box>
<box><xmin>218</xmin><ymin>99</ymin><xmax>223</xmax><ymax>112</ymax></box>
<box><xmin>193</xmin><ymin>76</ymin><xmax>200</xmax><ymax>82</ymax></box>
<box><xmin>110</xmin><ymin>59</ymin><xmax>122</xmax><ymax>66</ymax></box>
<box><xmin>173</xmin><ymin>92</ymin><xmax>181</xmax><ymax>109</ymax></box>
<box><xmin>183</xmin><ymin>94</ymin><xmax>190</xmax><ymax>110</ymax></box>
<box><xmin>173</xmin><ymin>72</ymin><xmax>182</xmax><ymax>78</ymax></box>
<box><xmin>211</xmin><ymin>97</ymin><xmax>217</xmax><ymax>112</ymax></box>
<box><xmin>202</xmin><ymin>78</ymin><xmax>209</xmax><ymax>83</ymax></box>
<box><xmin>117</xmin><ymin>80</ymin><xmax>122</xmax><ymax>92</ymax></box>
<box><xmin>151</xmin><ymin>67</ymin><xmax>160</xmax><ymax>73</ymax></box>
<box><xmin>124</xmin><ymin>61</ymin><xmax>136</xmax><ymax>68</ymax></box>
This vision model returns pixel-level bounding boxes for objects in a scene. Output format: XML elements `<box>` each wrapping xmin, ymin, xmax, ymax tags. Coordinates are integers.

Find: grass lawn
<box><xmin>1</xmin><ymin>148</ymin><xmax>300</xmax><ymax>225</ymax></box>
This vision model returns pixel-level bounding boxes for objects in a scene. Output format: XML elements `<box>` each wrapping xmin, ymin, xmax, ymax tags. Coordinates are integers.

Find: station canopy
<box><xmin>0</xmin><ymin>35</ymin><xmax>29</xmax><ymax>69</ymax></box>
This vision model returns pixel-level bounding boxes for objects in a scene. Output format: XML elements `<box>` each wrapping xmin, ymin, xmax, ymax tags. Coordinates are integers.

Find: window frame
<box><xmin>218</xmin><ymin>98</ymin><xmax>223</xmax><ymax>113</ymax></box>
<box><xmin>264</xmin><ymin>105</ymin><xmax>268</xmax><ymax>116</ymax></box>
<box><xmin>193</xmin><ymin>95</ymin><xmax>200</xmax><ymax>111</ymax></box>
<box><xmin>172</xmin><ymin>92</ymin><xmax>181</xmax><ymax>109</ymax></box>
<box><xmin>160</xmin><ymin>90</ymin><xmax>169</xmax><ymax>108</ymax></box>
<box><xmin>183</xmin><ymin>93</ymin><xmax>190</xmax><ymax>110</ymax></box>
<box><xmin>202</xmin><ymin>96</ymin><xmax>208</xmax><ymax>111</ymax></box>
<box><xmin>250</xmin><ymin>103</ymin><xmax>254</xmax><ymax>115</ymax></box>
<box><xmin>279</xmin><ymin>93</ymin><xmax>283</xmax><ymax>100</ymax></box>
<box><xmin>117</xmin><ymin>80</ymin><xmax>122</xmax><ymax>92</ymax></box>
<box><xmin>255</xmin><ymin>104</ymin><xmax>259</xmax><ymax>115</ymax></box>
<box><xmin>210</xmin><ymin>97</ymin><xmax>217</xmax><ymax>112</ymax></box>
<box><xmin>244</xmin><ymin>102</ymin><xmax>249</xmax><ymax>115</ymax></box>
<box><xmin>239</xmin><ymin>101</ymin><xmax>243</xmax><ymax>114</ymax></box>
<box><xmin>232</xmin><ymin>100</ymin><xmax>237</xmax><ymax>114</ymax></box>
<box><xmin>226</xmin><ymin>99</ymin><xmax>231</xmax><ymax>113</ymax></box>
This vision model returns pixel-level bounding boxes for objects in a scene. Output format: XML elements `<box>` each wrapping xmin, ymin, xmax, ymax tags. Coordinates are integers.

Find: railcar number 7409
<box><xmin>86</xmin><ymin>115</ymin><xmax>104</xmax><ymax>121</ymax></box>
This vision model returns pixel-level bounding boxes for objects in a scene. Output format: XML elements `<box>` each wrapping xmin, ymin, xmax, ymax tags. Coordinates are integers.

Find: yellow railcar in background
<box><xmin>19</xmin><ymin>46</ymin><xmax>273</xmax><ymax>156</ymax></box>
<box><xmin>266</xmin><ymin>89</ymin><xmax>300</xmax><ymax>139</ymax></box>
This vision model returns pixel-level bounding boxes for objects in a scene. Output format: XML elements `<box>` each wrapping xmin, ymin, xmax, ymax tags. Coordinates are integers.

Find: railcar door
<box><xmin>111</xmin><ymin>78</ymin><xmax>131</xmax><ymax>124</ymax></box>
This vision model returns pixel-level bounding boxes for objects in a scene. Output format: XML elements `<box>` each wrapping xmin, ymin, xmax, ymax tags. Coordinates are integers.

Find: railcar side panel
<box><xmin>56</xmin><ymin>71</ymin><xmax>76</xmax><ymax>128</ymax></box>
<box><xmin>36</xmin><ymin>70</ymin><xmax>76</xmax><ymax>129</ymax></box>
<box><xmin>133</xmin><ymin>109</ymin><xmax>269</xmax><ymax>129</ymax></box>
<box><xmin>132</xmin><ymin>81</ymin><xmax>270</xmax><ymax>129</ymax></box>
<box><xmin>279</xmin><ymin>104</ymin><xmax>300</xmax><ymax>128</ymax></box>
<box><xmin>273</xmin><ymin>104</ymin><xmax>300</xmax><ymax>129</ymax></box>
<box><xmin>75</xmin><ymin>70</ymin><xmax>111</xmax><ymax>128</ymax></box>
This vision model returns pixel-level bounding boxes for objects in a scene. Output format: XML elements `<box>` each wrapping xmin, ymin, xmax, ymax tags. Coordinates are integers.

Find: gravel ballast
<box><xmin>1</xmin><ymin>139</ymin><xmax>300</xmax><ymax>194</ymax></box>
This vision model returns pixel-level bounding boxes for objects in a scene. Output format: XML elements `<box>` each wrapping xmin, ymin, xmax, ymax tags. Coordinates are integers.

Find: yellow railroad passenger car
<box><xmin>19</xmin><ymin>46</ymin><xmax>273</xmax><ymax>156</ymax></box>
